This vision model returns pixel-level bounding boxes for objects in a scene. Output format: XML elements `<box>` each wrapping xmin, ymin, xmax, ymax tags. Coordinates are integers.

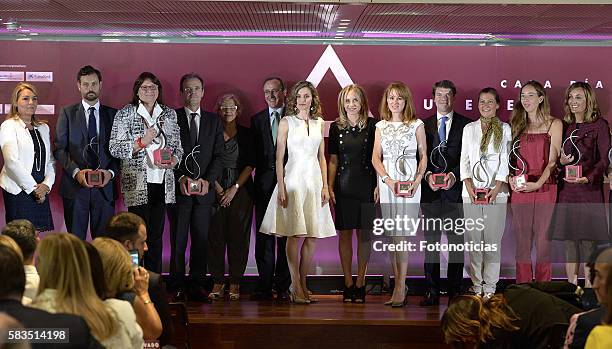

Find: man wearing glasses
<box><xmin>169</xmin><ymin>73</ymin><xmax>223</xmax><ymax>303</ymax></box>
<box><xmin>250</xmin><ymin>77</ymin><xmax>290</xmax><ymax>301</ymax></box>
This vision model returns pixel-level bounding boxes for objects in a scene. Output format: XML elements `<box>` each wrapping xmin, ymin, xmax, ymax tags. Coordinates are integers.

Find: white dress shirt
<box><xmin>437</xmin><ymin>110</ymin><xmax>454</xmax><ymax>140</ymax></box>
<box><xmin>460</xmin><ymin>119</ymin><xmax>511</xmax><ymax>198</ymax></box>
<box><xmin>269</xmin><ymin>106</ymin><xmax>284</xmax><ymax>127</ymax></box>
<box><xmin>185</xmin><ymin>106</ymin><xmax>201</xmax><ymax>133</ymax></box>
<box><xmin>0</xmin><ymin>118</ymin><xmax>55</xmax><ymax>194</ymax></box>
<box><xmin>82</xmin><ymin>99</ymin><xmax>100</xmax><ymax>134</ymax></box>
<box><xmin>138</xmin><ymin>102</ymin><xmax>166</xmax><ymax>184</ymax></box>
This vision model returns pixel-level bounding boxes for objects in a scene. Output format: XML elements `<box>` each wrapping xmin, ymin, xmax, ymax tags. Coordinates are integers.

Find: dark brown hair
<box><xmin>131</xmin><ymin>71</ymin><xmax>163</xmax><ymax>106</ymax></box>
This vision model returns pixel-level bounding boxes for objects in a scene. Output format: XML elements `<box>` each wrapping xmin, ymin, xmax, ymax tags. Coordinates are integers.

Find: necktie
<box><xmin>271</xmin><ymin>111</ymin><xmax>280</xmax><ymax>145</ymax></box>
<box><xmin>438</xmin><ymin>115</ymin><xmax>448</xmax><ymax>144</ymax></box>
<box><xmin>87</xmin><ymin>107</ymin><xmax>99</xmax><ymax>168</ymax></box>
<box><xmin>190</xmin><ymin>113</ymin><xmax>198</xmax><ymax>146</ymax></box>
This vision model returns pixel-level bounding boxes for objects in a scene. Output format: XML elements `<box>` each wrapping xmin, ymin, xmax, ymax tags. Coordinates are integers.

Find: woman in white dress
<box><xmin>372</xmin><ymin>82</ymin><xmax>427</xmax><ymax>307</ymax></box>
<box><xmin>260</xmin><ymin>81</ymin><xmax>336</xmax><ymax>304</ymax></box>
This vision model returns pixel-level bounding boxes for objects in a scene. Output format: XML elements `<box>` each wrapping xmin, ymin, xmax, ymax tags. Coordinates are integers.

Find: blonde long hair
<box><xmin>379</xmin><ymin>82</ymin><xmax>416</xmax><ymax>124</ymax></box>
<box><xmin>8</xmin><ymin>82</ymin><xmax>45</xmax><ymax>126</ymax></box>
<box><xmin>34</xmin><ymin>233</ymin><xmax>117</xmax><ymax>341</ymax></box>
<box><xmin>92</xmin><ymin>237</ymin><xmax>135</xmax><ymax>297</ymax></box>
<box><xmin>336</xmin><ymin>84</ymin><xmax>370</xmax><ymax>130</ymax></box>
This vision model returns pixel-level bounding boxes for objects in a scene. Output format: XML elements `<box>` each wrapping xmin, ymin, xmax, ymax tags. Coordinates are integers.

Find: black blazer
<box><xmin>421</xmin><ymin>112</ymin><xmax>470</xmax><ymax>204</ymax></box>
<box><xmin>54</xmin><ymin>103</ymin><xmax>118</xmax><ymax>201</ymax></box>
<box><xmin>250</xmin><ymin>108</ymin><xmax>287</xmax><ymax>204</ymax></box>
<box><xmin>0</xmin><ymin>299</ymin><xmax>103</xmax><ymax>349</ymax></box>
<box><xmin>174</xmin><ymin>108</ymin><xmax>224</xmax><ymax>205</ymax></box>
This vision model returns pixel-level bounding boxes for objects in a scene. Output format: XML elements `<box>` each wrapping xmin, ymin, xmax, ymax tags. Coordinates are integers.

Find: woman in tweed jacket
<box><xmin>110</xmin><ymin>72</ymin><xmax>183</xmax><ymax>273</ymax></box>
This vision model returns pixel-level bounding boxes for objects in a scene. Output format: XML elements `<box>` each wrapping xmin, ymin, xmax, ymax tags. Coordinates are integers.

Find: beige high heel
<box><xmin>229</xmin><ymin>284</ymin><xmax>240</xmax><ymax>301</ymax></box>
<box><xmin>208</xmin><ymin>284</ymin><xmax>225</xmax><ymax>300</ymax></box>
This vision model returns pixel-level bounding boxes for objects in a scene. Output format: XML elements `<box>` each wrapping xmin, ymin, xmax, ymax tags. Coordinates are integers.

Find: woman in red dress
<box><xmin>509</xmin><ymin>80</ymin><xmax>562</xmax><ymax>283</ymax></box>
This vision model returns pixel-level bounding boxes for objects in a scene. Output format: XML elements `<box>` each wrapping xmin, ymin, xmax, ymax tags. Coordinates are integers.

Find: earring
<box><xmin>310</xmin><ymin>105</ymin><xmax>315</xmax><ymax>112</ymax></box>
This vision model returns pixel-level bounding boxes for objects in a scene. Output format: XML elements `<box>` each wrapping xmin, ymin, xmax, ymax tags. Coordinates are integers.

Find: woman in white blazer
<box><xmin>460</xmin><ymin>87</ymin><xmax>511</xmax><ymax>299</ymax></box>
<box><xmin>0</xmin><ymin>82</ymin><xmax>55</xmax><ymax>231</ymax></box>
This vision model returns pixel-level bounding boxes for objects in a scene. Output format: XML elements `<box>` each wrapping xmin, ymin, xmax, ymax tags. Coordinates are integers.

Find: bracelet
<box><xmin>143</xmin><ymin>299</ymin><xmax>153</xmax><ymax>305</ymax></box>
<box><xmin>136</xmin><ymin>137</ymin><xmax>146</xmax><ymax>149</ymax></box>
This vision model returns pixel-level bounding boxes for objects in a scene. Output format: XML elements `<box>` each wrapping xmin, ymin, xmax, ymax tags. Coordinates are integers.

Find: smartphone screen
<box><xmin>130</xmin><ymin>250</ymin><xmax>139</xmax><ymax>267</ymax></box>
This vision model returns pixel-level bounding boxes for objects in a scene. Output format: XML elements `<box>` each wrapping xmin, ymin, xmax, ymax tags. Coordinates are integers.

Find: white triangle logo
<box><xmin>306</xmin><ymin>45</ymin><xmax>354</xmax><ymax>88</ymax></box>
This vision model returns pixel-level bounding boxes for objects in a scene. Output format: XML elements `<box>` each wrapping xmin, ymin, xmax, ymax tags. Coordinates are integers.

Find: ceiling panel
<box><xmin>0</xmin><ymin>1</ymin><xmax>610</xmax><ymax>44</ymax></box>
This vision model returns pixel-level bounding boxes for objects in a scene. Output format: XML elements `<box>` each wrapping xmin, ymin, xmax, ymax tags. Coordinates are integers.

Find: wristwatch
<box><xmin>381</xmin><ymin>175</ymin><xmax>390</xmax><ymax>184</ymax></box>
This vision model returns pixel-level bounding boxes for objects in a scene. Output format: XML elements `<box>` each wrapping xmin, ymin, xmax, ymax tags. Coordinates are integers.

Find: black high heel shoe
<box><xmin>353</xmin><ymin>285</ymin><xmax>366</xmax><ymax>303</ymax></box>
<box><xmin>343</xmin><ymin>285</ymin><xmax>354</xmax><ymax>303</ymax></box>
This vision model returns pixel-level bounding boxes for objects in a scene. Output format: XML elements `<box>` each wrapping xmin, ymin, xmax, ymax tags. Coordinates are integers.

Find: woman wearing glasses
<box><xmin>0</xmin><ymin>82</ymin><xmax>55</xmax><ymax>232</ymax></box>
<box><xmin>207</xmin><ymin>93</ymin><xmax>254</xmax><ymax>301</ymax></box>
<box><xmin>109</xmin><ymin>72</ymin><xmax>183</xmax><ymax>274</ymax></box>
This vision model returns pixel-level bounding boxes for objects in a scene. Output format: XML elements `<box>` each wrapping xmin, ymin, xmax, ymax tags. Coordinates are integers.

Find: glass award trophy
<box><xmin>430</xmin><ymin>140</ymin><xmax>448</xmax><ymax>188</ymax></box>
<box><xmin>183</xmin><ymin>145</ymin><xmax>202</xmax><ymax>195</ymax></box>
<box><xmin>562</xmin><ymin>128</ymin><xmax>582</xmax><ymax>180</ymax></box>
<box><xmin>395</xmin><ymin>148</ymin><xmax>416</xmax><ymax>197</ymax></box>
<box><xmin>83</xmin><ymin>136</ymin><xmax>103</xmax><ymax>187</ymax></box>
<box><xmin>147</xmin><ymin>116</ymin><xmax>173</xmax><ymax>165</ymax></box>
<box><xmin>472</xmin><ymin>154</ymin><xmax>491</xmax><ymax>204</ymax></box>
<box><xmin>509</xmin><ymin>139</ymin><xmax>527</xmax><ymax>189</ymax></box>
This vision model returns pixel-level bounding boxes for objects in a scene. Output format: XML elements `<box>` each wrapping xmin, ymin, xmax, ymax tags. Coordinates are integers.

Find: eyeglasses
<box><xmin>140</xmin><ymin>85</ymin><xmax>158</xmax><ymax>92</ymax></box>
<box><xmin>221</xmin><ymin>106</ymin><xmax>238</xmax><ymax>111</ymax></box>
<box><xmin>183</xmin><ymin>86</ymin><xmax>202</xmax><ymax>94</ymax></box>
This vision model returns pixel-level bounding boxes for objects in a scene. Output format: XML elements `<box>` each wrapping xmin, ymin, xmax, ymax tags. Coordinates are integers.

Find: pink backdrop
<box><xmin>1</xmin><ymin>42</ymin><xmax>610</xmax><ymax>276</ymax></box>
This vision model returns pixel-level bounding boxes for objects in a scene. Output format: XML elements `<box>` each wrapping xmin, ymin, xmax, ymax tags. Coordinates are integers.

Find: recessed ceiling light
<box><xmin>30</xmin><ymin>33</ymin><xmax>38</xmax><ymax>36</ymax></box>
<box><xmin>336</xmin><ymin>30</ymin><xmax>346</xmax><ymax>33</ymax></box>
<box><xmin>340</xmin><ymin>19</ymin><xmax>350</xmax><ymax>22</ymax></box>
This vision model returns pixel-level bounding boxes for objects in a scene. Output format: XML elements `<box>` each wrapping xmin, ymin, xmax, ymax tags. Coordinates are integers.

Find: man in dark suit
<box><xmin>170</xmin><ymin>73</ymin><xmax>223</xmax><ymax>303</ymax></box>
<box><xmin>420</xmin><ymin>80</ymin><xmax>470</xmax><ymax>306</ymax></box>
<box><xmin>0</xmin><ymin>244</ymin><xmax>103</xmax><ymax>349</ymax></box>
<box><xmin>55</xmin><ymin>65</ymin><xmax>118</xmax><ymax>240</ymax></box>
<box><xmin>250</xmin><ymin>77</ymin><xmax>291</xmax><ymax>300</ymax></box>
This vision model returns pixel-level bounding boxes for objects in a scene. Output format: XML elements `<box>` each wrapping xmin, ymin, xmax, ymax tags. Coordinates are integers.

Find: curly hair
<box><xmin>285</xmin><ymin>81</ymin><xmax>322</xmax><ymax>120</ymax></box>
<box><xmin>442</xmin><ymin>295</ymin><xmax>519</xmax><ymax>346</ymax></box>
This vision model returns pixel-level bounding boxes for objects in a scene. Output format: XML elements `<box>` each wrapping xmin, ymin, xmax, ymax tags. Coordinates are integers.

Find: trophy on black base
<box><xmin>430</xmin><ymin>140</ymin><xmax>448</xmax><ymax>188</ymax></box>
<box><xmin>472</xmin><ymin>154</ymin><xmax>491</xmax><ymax>205</ymax></box>
<box><xmin>509</xmin><ymin>139</ymin><xmax>527</xmax><ymax>189</ymax></box>
<box><xmin>562</xmin><ymin>128</ymin><xmax>582</xmax><ymax>180</ymax></box>
<box><xmin>183</xmin><ymin>145</ymin><xmax>203</xmax><ymax>195</ymax></box>
<box><xmin>83</xmin><ymin>136</ymin><xmax>103</xmax><ymax>187</ymax></box>
<box><xmin>395</xmin><ymin>147</ymin><xmax>416</xmax><ymax>198</ymax></box>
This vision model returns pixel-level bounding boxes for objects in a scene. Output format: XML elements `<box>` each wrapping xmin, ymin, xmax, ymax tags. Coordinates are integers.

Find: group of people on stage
<box><xmin>1</xmin><ymin>65</ymin><xmax>610</xmax><ymax>311</ymax></box>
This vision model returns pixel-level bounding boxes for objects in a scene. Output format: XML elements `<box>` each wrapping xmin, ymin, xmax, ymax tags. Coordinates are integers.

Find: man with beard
<box><xmin>55</xmin><ymin>65</ymin><xmax>118</xmax><ymax>239</ymax></box>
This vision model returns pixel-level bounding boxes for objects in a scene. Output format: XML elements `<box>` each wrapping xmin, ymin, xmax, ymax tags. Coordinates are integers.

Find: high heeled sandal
<box><xmin>289</xmin><ymin>285</ymin><xmax>310</xmax><ymax>304</ymax></box>
<box><xmin>342</xmin><ymin>285</ymin><xmax>354</xmax><ymax>303</ymax></box>
<box><xmin>208</xmin><ymin>284</ymin><xmax>226</xmax><ymax>300</ymax></box>
<box><xmin>229</xmin><ymin>285</ymin><xmax>240</xmax><ymax>301</ymax></box>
